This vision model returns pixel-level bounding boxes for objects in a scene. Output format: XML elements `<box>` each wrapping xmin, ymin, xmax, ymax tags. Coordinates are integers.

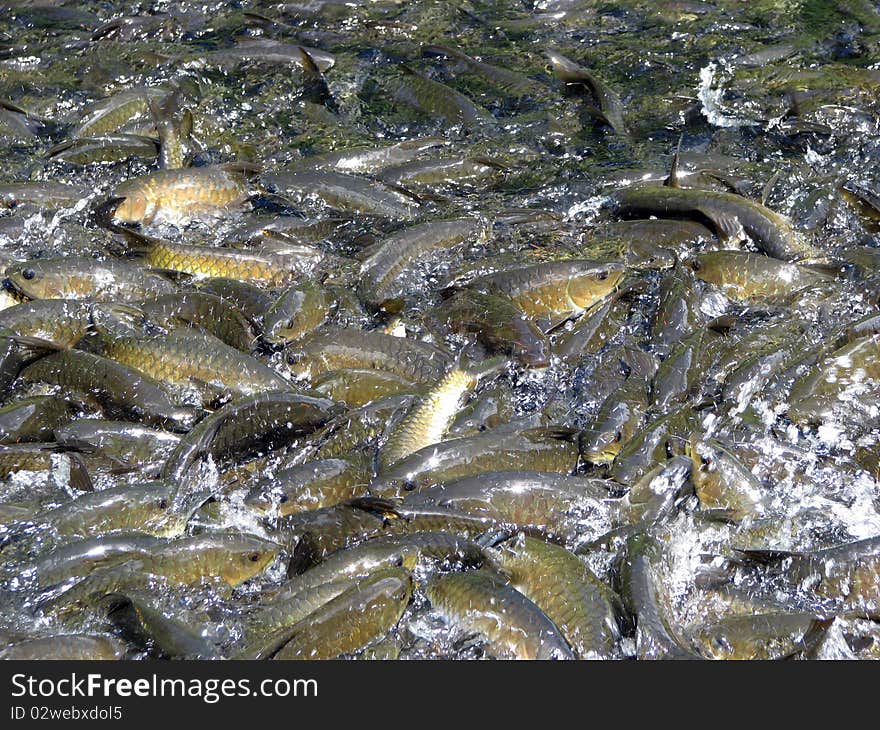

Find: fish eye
<box><xmin>248</xmin><ymin>552</ymin><xmax>261</xmax><ymax>562</ymax></box>
<box><xmin>664</xmin><ymin>441</ymin><xmax>674</xmax><ymax>458</ymax></box>
<box><xmin>21</xmin><ymin>268</ymin><xmax>36</xmax><ymax>281</ymax></box>
<box><xmin>596</xmin><ymin>271</ymin><xmax>609</xmax><ymax>281</ymax></box>
<box><xmin>157</xmin><ymin>498</ymin><xmax>168</xmax><ymax>509</ymax></box>
<box><xmin>690</xmin><ymin>260</ymin><xmax>701</xmax><ymax>271</ymax></box>
<box><xmin>278</xmin><ymin>494</ymin><xmax>289</xmax><ymax>503</ymax></box>
<box><xmin>286</xmin><ymin>353</ymin><xmax>297</xmax><ymax>365</ymax></box>
<box><xmin>614</xmin><ymin>431</ymin><xmax>623</xmax><ymax>443</ymax></box>
<box><xmin>701</xmin><ymin>456</ymin><xmax>712</xmax><ymax>467</ymax></box>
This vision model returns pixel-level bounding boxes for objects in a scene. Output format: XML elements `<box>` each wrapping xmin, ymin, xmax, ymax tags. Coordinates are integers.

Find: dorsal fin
<box><xmin>297</xmin><ymin>46</ymin><xmax>320</xmax><ymax>76</ymax></box>
<box><xmin>219</xmin><ymin>161</ymin><xmax>262</xmax><ymax>177</ymax></box>
<box><xmin>762</xmin><ymin>171</ymin><xmax>780</xmax><ymax>206</ymax></box>
<box><xmin>664</xmin><ymin>136</ymin><xmax>683</xmax><ymax>189</ymax></box>
<box><xmin>180</xmin><ymin>108</ymin><xmax>193</xmax><ymax>138</ymax></box>
<box><xmin>469</xmin><ymin>156</ymin><xmax>508</xmax><ymax>171</ymax></box>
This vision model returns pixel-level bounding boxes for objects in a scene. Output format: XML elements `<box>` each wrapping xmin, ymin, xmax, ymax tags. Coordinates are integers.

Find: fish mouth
<box><xmin>2</xmin><ymin>276</ymin><xmax>26</xmax><ymax>298</ymax></box>
<box><xmin>91</xmin><ymin>195</ymin><xmax>129</xmax><ymax>232</ymax></box>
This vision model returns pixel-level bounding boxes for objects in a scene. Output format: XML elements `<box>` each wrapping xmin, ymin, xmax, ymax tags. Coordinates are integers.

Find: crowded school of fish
<box><xmin>2</xmin><ymin>0</ymin><xmax>880</xmax><ymax>659</ymax></box>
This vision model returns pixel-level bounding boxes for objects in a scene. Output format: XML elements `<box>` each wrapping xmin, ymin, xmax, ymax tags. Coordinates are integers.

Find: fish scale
<box><xmin>101</xmin><ymin>329</ymin><xmax>291</xmax><ymax>399</ymax></box>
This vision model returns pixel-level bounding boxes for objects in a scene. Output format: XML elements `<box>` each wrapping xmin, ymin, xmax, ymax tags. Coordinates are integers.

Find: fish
<box><xmin>22</xmin><ymin>533</ymin><xmax>165</xmax><ymax>585</ymax></box>
<box><xmin>4</xmin><ymin>257</ymin><xmax>176</xmax><ymax>301</ymax></box>
<box><xmin>245</xmin><ymin>567</ymin><xmax>412</xmax><ymax>660</ymax></box>
<box><xmin>196</xmin><ymin>39</ymin><xmax>335</xmax><ymax>72</ymax></box>
<box><xmin>650</xmin><ymin>327</ymin><xmax>722</xmax><ymax>411</ymax></box>
<box><xmin>300</xmin><ymin>137</ymin><xmax>448</xmax><ymax>175</ymax></box>
<box><xmin>649</xmin><ymin>263</ymin><xmax>708</xmax><ymax>353</ymax></box>
<box><xmin>18</xmin><ymin>350</ymin><xmax>198</xmax><ymax>431</ymax></box>
<box><xmin>469</xmin><ymin>259</ymin><xmax>625</xmax><ymax>329</ymax></box>
<box><xmin>287</xmin><ymin>328</ymin><xmax>452</xmax><ymax>384</ymax></box>
<box><xmin>161</xmin><ymin>391</ymin><xmax>339</xmax><ymax>482</ymax></box>
<box><xmin>373</xmin><ymin>427</ymin><xmax>582</xmax><ymax>496</ymax></box>
<box><xmin>38</xmin><ymin>531</ymin><xmax>280</xmax><ymax>613</ymax></box>
<box><xmin>100</xmin><ymin>328</ymin><xmax>292</xmax><ymax>402</ymax></box>
<box><xmin>737</xmin><ymin>536</ymin><xmax>880</xmax><ymax>614</ymax></box>
<box><xmin>380</xmin><ymin>367</ymin><xmax>478</xmax><ymax>469</ymax></box>
<box><xmin>0</xmin><ymin>445</ymin><xmax>93</xmax><ymax>493</ymax></box>
<box><xmin>489</xmin><ymin>534</ymin><xmax>622</xmax><ymax>659</ymax></box>
<box><xmin>71</xmin><ymin>87</ymin><xmax>169</xmax><ymax>138</ymax></box>
<box><xmin>612</xmin><ymin>185</ymin><xmax>821</xmax><ymax>261</ymax></box>
<box><xmin>691</xmin><ymin>612</ymin><xmax>832</xmax><ymax>660</ymax></box>
<box><xmin>618</xmin><ymin>533</ymin><xmax>705</xmax><ymax>660</ymax></box>
<box><xmin>553</xmin><ymin>295</ymin><xmax>630</xmax><ymax>363</ymax></box>
<box><xmin>437</xmin><ymin>289</ymin><xmax>549</xmax><ymax>367</ymax></box>
<box><xmin>312</xmin><ymin>369</ymin><xmax>422</xmax><ymax>407</ymax></box>
<box><xmin>261</xmin><ymin>169</ymin><xmax>421</xmax><ymax>220</ymax></box>
<box><xmin>545</xmin><ymin>49</ymin><xmax>628</xmax><ymax>136</ymax></box>
<box><xmin>27</xmin><ymin>481</ymin><xmax>193</xmax><ymax>538</ymax></box>
<box><xmin>0</xmin><ymin>634</ymin><xmax>126</xmax><ymax>660</ymax></box>
<box><xmin>114</xmin><ymin>229</ymin><xmax>327</xmax><ymax>286</ymax></box>
<box><xmin>309</xmin><ymin>394</ymin><xmax>417</xmax><ymax>460</ymax></box>
<box><xmin>148</xmin><ymin>87</ymin><xmax>193</xmax><ymax>170</ymax></box>
<box><xmin>244</xmin><ymin>455</ymin><xmax>371</xmax><ymax>516</ymax></box>
<box><xmin>391</xmin><ymin>64</ymin><xmax>496</xmax><ymax>129</ymax></box>
<box><xmin>270</xmin><ymin>501</ymin><xmax>390</xmax><ymax>568</ymax></box>
<box><xmin>401</xmin><ymin>470</ymin><xmax>615</xmax><ymax>543</ymax></box>
<box><xmin>581</xmin><ymin>376</ymin><xmax>648</xmax><ymax>465</ymax></box>
<box><xmin>426</xmin><ymin>569</ymin><xmax>575</xmax><ymax>659</ymax></box>
<box><xmin>358</xmin><ymin>217</ymin><xmax>491</xmax><ymax>310</ymax></box>
<box><xmin>0</xmin><ymin>182</ymin><xmax>89</xmax><ymax>209</ymax></box>
<box><xmin>610</xmin><ymin>406</ymin><xmax>700</xmax><ymax>486</ymax></box>
<box><xmin>688</xmin><ymin>250</ymin><xmax>834</xmax><ymax>303</ymax></box>
<box><xmin>103</xmin><ymin>591</ymin><xmax>222</xmax><ymax>660</ymax></box>
<box><xmin>686</xmin><ymin>437</ymin><xmax>767</xmax><ymax>521</ymax></box>
<box><xmin>47</xmin><ymin>134</ymin><xmax>159</xmax><ymax>166</ymax></box>
<box><xmin>377</xmin><ymin>157</ymin><xmax>506</xmax><ymax>188</ymax></box>
<box><xmin>261</xmin><ymin>530</ymin><xmax>483</xmax><ymax>626</ymax></box>
<box><xmin>263</xmin><ymin>282</ymin><xmax>332</xmax><ymax>344</ymax></box>
<box><xmin>785</xmin><ymin>335</ymin><xmax>880</xmax><ymax>429</ymax></box>
<box><xmin>0</xmin><ymin>300</ymin><xmax>93</xmax><ymax>348</ymax></box>
<box><xmin>138</xmin><ymin>292</ymin><xmax>257</xmax><ymax>352</ymax></box>
<box><xmin>0</xmin><ymin>396</ymin><xmax>78</xmax><ymax>444</ymax></box>
<box><xmin>423</xmin><ymin>44</ymin><xmax>545</xmax><ymax>97</ymax></box>
<box><xmin>195</xmin><ymin>278</ymin><xmax>274</xmax><ymax>323</ymax></box>
<box><xmin>112</xmin><ymin>163</ymin><xmax>256</xmax><ymax>225</ymax></box>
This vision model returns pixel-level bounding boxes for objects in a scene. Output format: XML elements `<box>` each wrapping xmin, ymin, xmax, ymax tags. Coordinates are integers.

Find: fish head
<box><xmin>243</xmin><ymin>485</ymin><xmax>276</xmax><ymax>514</ymax></box>
<box><xmin>567</xmin><ymin>265</ymin><xmax>624</xmax><ymax>310</ymax></box>
<box><xmin>685</xmin><ymin>434</ymin><xmax>710</xmax><ymax>479</ymax></box>
<box><xmin>220</xmin><ymin>534</ymin><xmax>281</xmax><ymax>586</ymax></box>
<box><xmin>4</xmin><ymin>261</ymin><xmax>60</xmax><ymax>299</ymax></box>
<box><xmin>581</xmin><ymin>425</ymin><xmax>625</xmax><ymax>465</ymax></box>
<box><xmin>139</xmin><ymin>486</ymin><xmax>190</xmax><ymax>537</ymax></box>
<box><xmin>111</xmin><ymin>191</ymin><xmax>154</xmax><ymax>225</ymax></box>
<box><xmin>686</xmin><ymin>253</ymin><xmax>721</xmax><ymax>285</ymax></box>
